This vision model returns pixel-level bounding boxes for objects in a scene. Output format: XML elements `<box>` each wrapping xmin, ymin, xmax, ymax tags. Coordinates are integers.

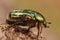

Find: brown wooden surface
<box><xmin>0</xmin><ymin>24</ymin><xmax>43</xmax><ymax>40</ymax></box>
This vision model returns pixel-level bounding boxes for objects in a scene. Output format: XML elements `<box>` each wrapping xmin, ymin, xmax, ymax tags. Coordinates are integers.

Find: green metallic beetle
<box><xmin>6</xmin><ymin>9</ymin><xmax>51</xmax><ymax>38</ymax></box>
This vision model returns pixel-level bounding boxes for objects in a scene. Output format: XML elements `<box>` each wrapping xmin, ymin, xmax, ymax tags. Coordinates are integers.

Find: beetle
<box><xmin>6</xmin><ymin>9</ymin><xmax>51</xmax><ymax>39</ymax></box>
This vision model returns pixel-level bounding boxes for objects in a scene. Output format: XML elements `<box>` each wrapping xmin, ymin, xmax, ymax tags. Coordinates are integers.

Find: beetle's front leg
<box><xmin>37</xmin><ymin>22</ymin><xmax>44</xmax><ymax>40</ymax></box>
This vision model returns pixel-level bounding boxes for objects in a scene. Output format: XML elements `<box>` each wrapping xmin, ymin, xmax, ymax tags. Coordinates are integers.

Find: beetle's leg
<box><xmin>40</xmin><ymin>23</ymin><xmax>43</xmax><ymax>38</ymax></box>
<box><xmin>39</xmin><ymin>23</ymin><xmax>46</xmax><ymax>40</ymax></box>
<box><xmin>36</xmin><ymin>21</ymin><xmax>40</xmax><ymax>40</ymax></box>
<box><xmin>37</xmin><ymin>22</ymin><xmax>44</xmax><ymax>40</ymax></box>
